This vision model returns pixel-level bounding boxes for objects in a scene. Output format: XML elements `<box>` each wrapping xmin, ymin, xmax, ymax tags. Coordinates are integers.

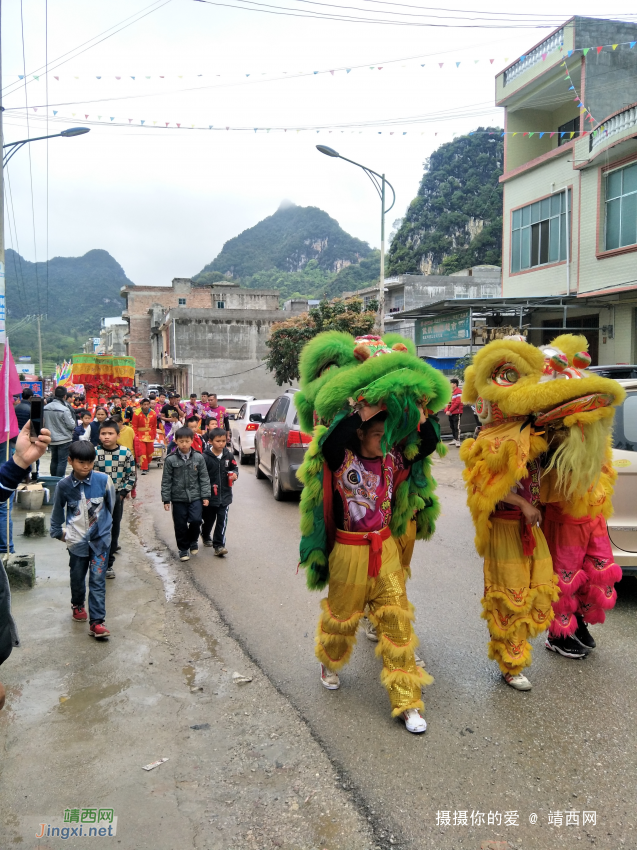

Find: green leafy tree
<box><xmin>265</xmin><ymin>297</ymin><xmax>378</xmax><ymax>386</ymax></box>
<box><xmin>387</xmin><ymin>129</ymin><xmax>503</xmax><ymax>276</ymax></box>
<box><xmin>453</xmin><ymin>352</ymin><xmax>474</xmax><ymax>381</ymax></box>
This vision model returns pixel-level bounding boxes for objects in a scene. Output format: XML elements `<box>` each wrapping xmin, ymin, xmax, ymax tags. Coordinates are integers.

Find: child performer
<box><xmin>314</xmin><ymin>404</ymin><xmax>438</xmax><ymax>733</ymax></box>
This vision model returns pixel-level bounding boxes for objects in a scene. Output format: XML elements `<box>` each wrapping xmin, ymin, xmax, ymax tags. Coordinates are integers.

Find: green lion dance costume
<box><xmin>295</xmin><ymin>332</ymin><xmax>450</xmax><ymax>732</ymax></box>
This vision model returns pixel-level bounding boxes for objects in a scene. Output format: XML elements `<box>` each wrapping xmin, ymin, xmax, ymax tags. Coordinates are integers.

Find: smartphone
<box><xmin>30</xmin><ymin>398</ymin><xmax>44</xmax><ymax>439</ymax></box>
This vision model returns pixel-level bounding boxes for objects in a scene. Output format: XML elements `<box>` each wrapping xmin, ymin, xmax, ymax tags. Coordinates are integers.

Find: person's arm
<box><xmin>161</xmin><ymin>460</ymin><xmax>173</xmax><ymax>505</ymax></box>
<box><xmin>50</xmin><ymin>484</ymin><xmax>67</xmax><ymax>540</ymax></box>
<box><xmin>228</xmin><ymin>452</ymin><xmax>239</xmax><ymax>481</ymax></box>
<box><xmin>506</xmin><ymin>490</ymin><xmax>543</xmax><ymax>526</ymax></box>
<box><xmin>322</xmin><ymin>411</ymin><xmax>363</xmax><ymax>472</ymax></box>
<box><xmin>62</xmin><ymin>405</ymin><xmax>76</xmax><ymax>435</ymax></box>
<box><xmin>198</xmin><ymin>456</ymin><xmax>212</xmax><ymax>501</ymax></box>
<box><xmin>121</xmin><ymin>451</ymin><xmax>136</xmax><ymax>495</ymax></box>
<box><xmin>409</xmin><ymin>419</ymin><xmax>440</xmax><ymax>463</ymax></box>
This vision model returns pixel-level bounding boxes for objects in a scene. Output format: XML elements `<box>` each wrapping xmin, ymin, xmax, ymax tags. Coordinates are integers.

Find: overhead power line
<box><xmin>2</xmin><ymin>0</ymin><xmax>174</xmax><ymax>97</ymax></box>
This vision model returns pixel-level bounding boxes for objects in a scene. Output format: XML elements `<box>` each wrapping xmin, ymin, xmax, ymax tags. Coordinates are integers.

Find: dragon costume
<box><xmin>295</xmin><ymin>332</ymin><xmax>450</xmax><ymax>721</ymax></box>
<box><xmin>460</xmin><ymin>334</ymin><xmax>624</xmax><ymax>680</ymax></box>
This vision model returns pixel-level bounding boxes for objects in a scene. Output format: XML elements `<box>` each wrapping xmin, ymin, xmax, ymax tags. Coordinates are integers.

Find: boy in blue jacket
<box><xmin>50</xmin><ymin>441</ymin><xmax>116</xmax><ymax>640</ymax></box>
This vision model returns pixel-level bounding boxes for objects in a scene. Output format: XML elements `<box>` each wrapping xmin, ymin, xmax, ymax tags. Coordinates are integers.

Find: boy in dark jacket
<box><xmin>161</xmin><ymin>427</ymin><xmax>211</xmax><ymax>562</ymax></box>
<box><xmin>201</xmin><ymin>428</ymin><xmax>238</xmax><ymax>556</ymax></box>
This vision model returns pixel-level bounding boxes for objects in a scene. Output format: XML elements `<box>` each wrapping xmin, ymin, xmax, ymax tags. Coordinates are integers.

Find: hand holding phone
<box><xmin>29</xmin><ymin>398</ymin><xmax>43</xmax><ymax>439</ymax></box>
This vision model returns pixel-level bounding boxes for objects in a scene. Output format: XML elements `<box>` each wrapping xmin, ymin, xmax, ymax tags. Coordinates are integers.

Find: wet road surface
<box><xmin>143</xmin><ymin>450</ymin><xmax>637</xmax><ymax>850</ymax></box>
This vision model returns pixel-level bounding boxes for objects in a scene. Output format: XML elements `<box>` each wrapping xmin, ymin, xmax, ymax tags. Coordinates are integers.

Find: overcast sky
<box><xmin>2</xmin><ymin>1</ymin><xmax>636</xmax><ymax>288</ymax></box>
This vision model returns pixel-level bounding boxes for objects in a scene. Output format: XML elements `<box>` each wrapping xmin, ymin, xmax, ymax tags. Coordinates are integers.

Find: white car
<box><xmin>231</xmin><ymin>398</ymin><xmax>275</xmax><ymax>464</ymax></box>
<box><xmin>609</xmin><ymin>378</ymin><xmax>637</xmax><ymax>576</ymax></box>
<box><xmin>215</xmin><ymin>395</ymin><xmax>255</xmax><ymax>422</ymax></box>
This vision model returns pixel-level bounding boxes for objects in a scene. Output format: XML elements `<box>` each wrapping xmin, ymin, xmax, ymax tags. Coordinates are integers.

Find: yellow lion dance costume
<box><xmin>460</xmin><ymin>334</ymin><xmax>624</xmax><ymax>688</ymax></box>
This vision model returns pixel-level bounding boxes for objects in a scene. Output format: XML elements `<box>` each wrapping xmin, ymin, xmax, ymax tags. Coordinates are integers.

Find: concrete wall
<box><xmin>210</xmin><ymin>289</ymin><xmax>279</xmax><ymax>311</ymax></box>
<box><xmin>577</xmin><ymin>19</ymin><xmax>637</xmax><ymax>122</ymax></box>
<box><xmin>163</xmin><ymin>309</ymin><xmax>291</xmax><ymax>397</ymax></box>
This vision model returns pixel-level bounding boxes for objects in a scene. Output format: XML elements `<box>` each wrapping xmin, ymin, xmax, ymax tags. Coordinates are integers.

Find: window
<box><xmin>264</xmin><ymin>400</ymin><xmax>281</xmax><ymax>423</ymax></box>
<box><xmin>511</xmin><ymin>191</ymin><xmax>571</xmax><ymax>273</ymax></box>
<box><xmin>557</xmin><ymin>116</ymin><xmax>580</xmax><ymax>147</ymax></box>
<box><xmin>275</xmin><ymin>397</ymin><xmax>290</xmax><ymax>423</ymax></box>
<box><xmin>605</xmin><ymin>163</ymin><xmax>637</xmax><ymax>251</ymax></box>
<box><xmin>217</xmin><ymin>301</ymin><xmax>225</xmax><ymax>309</ymax></box>
<box><xmin>178</xmin><ymin>298</ymin><xmax>186</xmax><ymax>305</ymax></box>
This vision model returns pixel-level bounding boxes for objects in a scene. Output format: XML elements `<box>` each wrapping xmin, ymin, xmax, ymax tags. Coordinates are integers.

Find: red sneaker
<box><xmin>89</xmin><ymin>622</ymin><xmax>110</xmax><ymax>639</ymax></box>
<box><xmin>72</xmin><ymin>605</ymin><xmax>88</xmax><ymax>622</ymax></box>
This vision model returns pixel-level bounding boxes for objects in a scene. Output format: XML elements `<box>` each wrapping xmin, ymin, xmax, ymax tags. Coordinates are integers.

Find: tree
<box><xmin>453</xmin><ymin>352</ymin><xmax>474</xmax><ymax>381</ymax></box>
<box><xmin>265</xmin><ymin>297</ymin><xmax>379</xmax><ymax>386</ymax></box>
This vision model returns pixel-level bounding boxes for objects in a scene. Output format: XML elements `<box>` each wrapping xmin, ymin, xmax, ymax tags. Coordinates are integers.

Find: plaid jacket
<box><xmin>95</xmin><ymin>446</ymin><xmax>136</xmax><ymax>495</ymax></box>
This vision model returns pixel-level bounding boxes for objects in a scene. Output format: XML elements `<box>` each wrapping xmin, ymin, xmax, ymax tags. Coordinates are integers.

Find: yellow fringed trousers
<box><xmin>482</xmin><ymin>516</ymin><xmax>558</xmax><ymax>676</ymax></box>
<box><xmin>315</xmin><ymin>530</ymin><xmax>432</xmax><ymax>717</ymax></box>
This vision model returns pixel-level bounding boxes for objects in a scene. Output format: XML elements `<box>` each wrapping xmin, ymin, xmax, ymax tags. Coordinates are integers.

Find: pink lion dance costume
<box><xmin>538</xmin><ymin>335</ymin><xmax>625</xmax><ymax>658</ymax></box>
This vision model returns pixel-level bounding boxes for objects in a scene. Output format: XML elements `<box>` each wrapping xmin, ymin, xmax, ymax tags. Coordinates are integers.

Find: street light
<box><xmin>316</xmin><ymin>145</ymin><xmax>395</xmax><ymax>333</ymax></box>
<box><xmin>3</xmin><ymin>126</ymin><xmax>90</xmax><ymax>168</ymax></box>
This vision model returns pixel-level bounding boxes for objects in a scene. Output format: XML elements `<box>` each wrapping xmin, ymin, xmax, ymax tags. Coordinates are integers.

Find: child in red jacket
<box><xmin>444</xmin><ymin>378</ymin><xmax>464</xmax><ymax>446</ymax></box>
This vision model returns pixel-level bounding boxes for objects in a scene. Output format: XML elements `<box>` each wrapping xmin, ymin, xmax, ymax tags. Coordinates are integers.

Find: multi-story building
<box><xmin>498</xmin><ymin>15</ymin><xmax>637</xmax><ymax>364</ymax></box>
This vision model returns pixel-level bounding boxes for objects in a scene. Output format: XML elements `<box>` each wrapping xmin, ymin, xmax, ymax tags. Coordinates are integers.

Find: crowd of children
<box><xmin>51</xmin><ymin>388</ymin><xmax>239</xmax><ymax>642</ymax></box>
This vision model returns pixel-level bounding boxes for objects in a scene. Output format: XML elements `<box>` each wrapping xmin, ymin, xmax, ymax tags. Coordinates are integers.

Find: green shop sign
<box><xmin>415</xmin><ymin>310</ymin><xmax>471</xmax><ymax>345</ymax></box>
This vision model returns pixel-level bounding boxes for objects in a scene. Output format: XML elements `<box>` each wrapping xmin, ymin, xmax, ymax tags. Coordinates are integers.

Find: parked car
<box><xmin>589</xmin><ymin>365</ymin><xmax>637</xmax><ymax>379</ymax></box>
<box><xmin>230</xmin><ymin>399</ymin><xmax>274</xmax><ymax>464</ymax></box>
<box><xmin>437</xmin><ymin>404</ymin><xmax>479</xmax><ymax>441</ymax></box>
<box><xmin>253</xmin><ymin>389</ymin><xmax>310</xmax><ymax>500</ymax></box>
<box><xmin>608</xmin><ymin>378</ymin><xmax>637</xmax><ymax>577</ymax></box>
<box><xmin>215</xmin><ymin>395</ymin><xmax>255</xmax><ymax>421</ymax></box>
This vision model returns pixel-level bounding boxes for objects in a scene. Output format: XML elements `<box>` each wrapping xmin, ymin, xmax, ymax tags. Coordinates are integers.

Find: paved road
<box><xmin>142</xmin><ymin>451</ymin><xmax>637</xmax><ymax>850</ymax></box>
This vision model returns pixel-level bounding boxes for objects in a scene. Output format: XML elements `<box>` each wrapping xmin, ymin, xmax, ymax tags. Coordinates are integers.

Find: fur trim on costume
<box><xmin>487</xmin><ymin>638</ymin><xmax>533</xmax><ymax>676</ymax></box>
<box><xmin>296</xmin><ymin>330</ymin><xmax>450</xmax><ymax>590</ymax></box>
<box><xmin>461</xmin><ymin>423</ymin><xmax>547</xmax><ymax>556</ymax></box>
<box><xmin>315</xmin><ymin>598</ymin><xmax>363</xmax><ymax>670</ymax></box>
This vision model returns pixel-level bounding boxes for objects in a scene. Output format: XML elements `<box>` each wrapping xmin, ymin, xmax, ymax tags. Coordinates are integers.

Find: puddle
<box><xmin>183</xmin><ymin>665</ymin><xmax>197</xmax><ymax>688</ymax></box>
<box><xmin>174</xmin><ymin>601</ymin><xmax>219</xmax><ymax>659</ymax></box>
<box><xmin>57</xmin><ymin>680</ymin><xmax>131</xmax><ymax>724</ymax></box>
<box><xmin>129</xmin><ymin>506</ymin><xmax>176</xmax><ymax>601</ymax></box>
<box><xmin>145</xmin><ymin>548</ymin><xmax>177</xmax><ymax>601</ymax></box>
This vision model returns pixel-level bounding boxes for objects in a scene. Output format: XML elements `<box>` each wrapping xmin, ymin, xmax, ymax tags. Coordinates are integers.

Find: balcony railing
<box><xmin>504</xmin><ymin>29</ymin><xmax>564</xmax><ymax>86</ymax></box>
<box><xmin>590</xmin><ymin>104</ymin><xmax>637</xmax><ymax>152</ymax></box>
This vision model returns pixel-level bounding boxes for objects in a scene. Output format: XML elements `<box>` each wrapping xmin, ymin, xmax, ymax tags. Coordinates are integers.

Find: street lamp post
<box><xmin>316</xmin><ymin>145</ymin><xmax>395</xmax><ymax>334</ymax></box>
<box><xmin>0</xmin><ymin>126</ymin><xmax>90</xmax><ymax>349</ymax></box>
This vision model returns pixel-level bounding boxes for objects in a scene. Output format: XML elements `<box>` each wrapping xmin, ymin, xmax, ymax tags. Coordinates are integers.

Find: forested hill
<box><xmin>387</xmin><ymin>129</ymin><xmax>504</xmax><ymax>276</ymax></box>
<box><xmin>194</xmin><ymin>202</ymin><xmax>372</xmax><ymax>281</ymax></box>
<box><xmin>5</xmin><ymin>248</ymin><xmax>134</xmax><ymax>369</ymax></box>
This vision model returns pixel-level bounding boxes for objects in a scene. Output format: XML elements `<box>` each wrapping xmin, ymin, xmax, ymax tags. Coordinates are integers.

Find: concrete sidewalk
<box><xmin>0</xmin><ymin>486</ymin><xmax>373</xmax><ymax>849</ymax></box>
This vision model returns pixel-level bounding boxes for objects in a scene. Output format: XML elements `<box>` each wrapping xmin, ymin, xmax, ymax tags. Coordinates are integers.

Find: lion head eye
<box><xmin>492</xmin><ymin>363</ymin><xmax>520</xmax><ymax>386</ymax></box>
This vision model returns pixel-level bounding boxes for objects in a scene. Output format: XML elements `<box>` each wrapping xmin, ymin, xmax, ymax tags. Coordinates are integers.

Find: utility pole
<box><xmin>0</xmin><ymin>0</ymin><xmax>6</xmax><ymax>356</ymax></box>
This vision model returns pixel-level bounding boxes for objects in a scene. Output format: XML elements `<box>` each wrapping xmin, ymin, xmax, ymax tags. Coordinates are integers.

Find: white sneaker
<box><xmin>364</xmin><ymin>620</ymin><xmax>379</xmax><ymax>642</ymax></box>
<box><xmin>400</xmin><ymin>708</ymin><xmax>427</xmax><ymax>734</ymax></box>
<box><xmin>414</xmin><ymin>652</ymin><xmax>425</xmax><ymax>669</ymax></box>
<box><xmin>320</xmin><ymin>664</ymin><xmax>340</xmax><ymax>690</ymax></box>
<box><xmin>503</xmin><ymin>672</ymin><xmax>532</xmax><ymax>691</ymax></box>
